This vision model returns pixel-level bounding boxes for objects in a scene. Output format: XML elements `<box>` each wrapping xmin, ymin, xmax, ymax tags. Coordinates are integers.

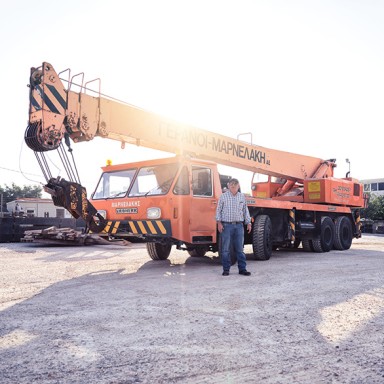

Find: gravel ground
<box><xmin>0</xmin><ymin>235</ymin><xmax>383</xmax><ymax>383</ymax></box>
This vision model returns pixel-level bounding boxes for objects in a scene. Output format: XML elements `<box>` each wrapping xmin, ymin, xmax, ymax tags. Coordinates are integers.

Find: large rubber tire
<box><xmin>334</xmin><ymin>216</ymin><xmax>353</xmax><ymax>250</ymax></box>
<box><xmin>252</xmin><ymin>215</ymin><xmax>272</xmax><ymax>261</ymax></box>
<box><xmin>187</xmin><ymin>247</ymin><xmax>207</xmax><ymax>257</ymax></box>
<box><xmin>311</xmin><ymin>238</ymin><xmax>324</xmax><ymax>253</ymax></box>
<box><xmin>319</xmin><ymin>216</ymin><xmax>335</xmax><ymax>252</ymax></box>
<box><xmin>302</xmin><ymin>239</ymin><xmax>314</xmax><ymax>252</ymax></box>
<box><xmin>302</xmin><ymin>217</ymin><xmax>335</xmax><ymax>253</ymax></box>
<box><xmin>146</xmin><ymin>242</ymin><xmax>172</xmax><ymax>260</ymax></box>
<box><xmin>218</xmin><ymin>234</ymin><xmax>237</xmax><ymax>266</ymax></box>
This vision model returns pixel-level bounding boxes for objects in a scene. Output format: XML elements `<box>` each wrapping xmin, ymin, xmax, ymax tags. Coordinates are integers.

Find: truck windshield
<box><xmin>92</xmin><ymin>169</ymin><xmax>137</xmax><ymax>199</ymax></box>
<box><xmin>129</xmin><ymin>163</ymin><xmax>179</xmax><ymax>196</ymax></box>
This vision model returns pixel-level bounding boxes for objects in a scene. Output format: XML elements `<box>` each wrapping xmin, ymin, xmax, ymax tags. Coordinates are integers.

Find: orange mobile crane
<box><xmin>25</xmin><ymin>62</ymin><xmax>366</xmax><ymax>260</ymax></box>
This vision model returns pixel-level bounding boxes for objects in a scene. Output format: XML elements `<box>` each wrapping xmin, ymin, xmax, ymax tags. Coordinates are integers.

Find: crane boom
<box><xmin>26</xmin><ymin>62</ymin><xmax>334</xmax><ymax>183</ymax></box>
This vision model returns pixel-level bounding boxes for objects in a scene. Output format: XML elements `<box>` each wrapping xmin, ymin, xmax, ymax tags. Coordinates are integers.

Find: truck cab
<box><xmin>90</xmin><ymin>156</ymin><xmax>222</xmax><ymax>257</ymax></box>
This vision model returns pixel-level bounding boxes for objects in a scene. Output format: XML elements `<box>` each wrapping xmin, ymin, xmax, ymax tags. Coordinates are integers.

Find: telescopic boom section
<box><xmin>26</xmin><ymin>62</ymin><xmax>336</xmax><ymax>184</ymax></box>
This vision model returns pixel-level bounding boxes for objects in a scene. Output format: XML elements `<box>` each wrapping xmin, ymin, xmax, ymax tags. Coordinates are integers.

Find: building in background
<box><xmin>360</xmin><ymin>178</ymin><xmax>384</xmax><ymax>234</ymax></box>
<box><xmin>6</xmin><ymin>198</ymin><xmax>71</xmax><ymax>218</ymax></box>
<box><xmin>1</xmin><ymin>198</ymin><xmax>84</xmax><ymax>243</ymax></box>
<box><xmin>361</xmin><ymin>178</ymin><xmax>384</xmax><ymax>197</ymax></box>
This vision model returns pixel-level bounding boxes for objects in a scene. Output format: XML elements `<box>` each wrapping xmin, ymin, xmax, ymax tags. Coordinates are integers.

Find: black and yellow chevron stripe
<box><xmin>31</xmin><ymin>83</ymin><xmax>67</xmax><ymax>114</ymax></box>
<box><xmin>289</xmin><ymin>209</ymin><xmax>295</xmax><ymax>242</ymax></box>
<box><xmin>100</xmin><ymin>220</ymin><xmax>172</xmax><ymax>236</ymax></box>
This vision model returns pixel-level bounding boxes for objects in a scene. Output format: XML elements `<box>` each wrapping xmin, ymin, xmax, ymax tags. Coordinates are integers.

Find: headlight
<box><xmin>97</xmin><ymin>210</ymin><xmax>107</xmax><ymax>220</ymax></box>
<box><xmin>147</xmin><ymin>207</ymin><xmax>161</xmax><ymax>219</ymax></box>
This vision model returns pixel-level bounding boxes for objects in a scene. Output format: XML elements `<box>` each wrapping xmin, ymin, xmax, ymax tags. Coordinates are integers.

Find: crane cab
<box><xmin>90</xmin><ymin>156</ymin><xmax>221</xmax><ymax>249</ymax></box>
<box><xmin>251</xmin><ymin>174</ymin><xmax>287</xmax><ymax>199</ymax></box>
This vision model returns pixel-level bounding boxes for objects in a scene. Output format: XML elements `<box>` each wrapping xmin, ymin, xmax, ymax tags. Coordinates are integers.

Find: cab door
<box><xmin>189</xmin><ymin>165</ymin><xmax>217</xmax><ymax>243</ymax></box>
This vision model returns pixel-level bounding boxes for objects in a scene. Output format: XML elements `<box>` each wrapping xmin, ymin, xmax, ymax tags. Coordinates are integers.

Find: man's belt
<box><xmin>222</xmin><ymin>221</ymin><xmax>244</xmax><ymax>224</ymax></box>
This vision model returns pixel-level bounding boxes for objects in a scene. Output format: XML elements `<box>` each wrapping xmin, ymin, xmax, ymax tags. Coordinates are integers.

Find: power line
<box><xmin>0</xmin><ymin>165</ymin><xmax>41</xmax><ymax>178</ymax></box>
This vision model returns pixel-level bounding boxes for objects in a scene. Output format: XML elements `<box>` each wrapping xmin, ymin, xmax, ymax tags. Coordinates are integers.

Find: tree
<box><xmin>0</xmin><ymin>183</ymin><xmax>43</xmax><ymax>212</ymax></box>
<box><xmin>361</xmin><ymin>194</ymin><xmax>384</xmax><ymax>221</ymax></box>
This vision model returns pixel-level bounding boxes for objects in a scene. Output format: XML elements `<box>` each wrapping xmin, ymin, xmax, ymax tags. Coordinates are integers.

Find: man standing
<box><xmin>216</xmin><ymin>178</ymin><xmax>252</xmax><ymax>276</ymax></box>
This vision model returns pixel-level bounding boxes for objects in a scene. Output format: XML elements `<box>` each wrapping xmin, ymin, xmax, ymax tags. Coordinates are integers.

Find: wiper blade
<box><xmin>144</xmin><ymin>177</ymin><xmax>173</xmax><ymax>197</ymax></box>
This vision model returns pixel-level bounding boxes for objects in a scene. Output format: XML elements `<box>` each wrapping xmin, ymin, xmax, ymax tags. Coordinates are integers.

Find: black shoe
<box><xmin>222</xmin><ymin>271</ymin><xmax>229</xmax><ymax>276</ymax></box>
<box><xmin>239</xmin><ymin>270</ymin><xmax>251</xmax><ymax>276</ymax></box>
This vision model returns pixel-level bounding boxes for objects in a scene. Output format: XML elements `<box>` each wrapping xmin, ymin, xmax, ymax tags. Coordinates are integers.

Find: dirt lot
<box><xmin>0</xmin><ymin>235</ymin><xmax>383</xmax><ymax>383</ymax></box>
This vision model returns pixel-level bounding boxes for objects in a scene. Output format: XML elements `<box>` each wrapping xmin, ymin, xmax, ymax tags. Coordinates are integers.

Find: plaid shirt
<box><xmin>215</xmin><ymin>190</ymin><xmax>251</xmax><ymax>224</ymax></box>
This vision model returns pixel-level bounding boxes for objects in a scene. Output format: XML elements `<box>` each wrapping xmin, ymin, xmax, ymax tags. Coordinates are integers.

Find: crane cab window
<box><xmin>252</xmin><ymin>173</ymin><xmax>286</xmax><ymax>184</ymax></box>
<box><xmin>93</xmin><ymin>169</ymin><xmax>136</xmax><ymax>199</ymax></box>
<box><xmin>129</xmin><ymin>163</ymin><xmax>179</xmax><ymax>196</ymax></box>
<box><xmin>192</xmin><ymin>167</ymin><xmax>213</xmax><ymax>197</ymax></box>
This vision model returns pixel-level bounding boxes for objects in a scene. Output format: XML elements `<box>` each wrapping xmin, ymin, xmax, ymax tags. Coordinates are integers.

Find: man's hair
<box><xmin>228</xmin><ymin>178</ymin><xmax>239</xmax><ymax>185</ymax></box>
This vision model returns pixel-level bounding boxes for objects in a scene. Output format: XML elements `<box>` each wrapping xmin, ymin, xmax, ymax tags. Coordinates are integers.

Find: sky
<box><xmin>1</xmin><ymin>0</ymin><xmax>383</xmax><ymax>196</ymax></box>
